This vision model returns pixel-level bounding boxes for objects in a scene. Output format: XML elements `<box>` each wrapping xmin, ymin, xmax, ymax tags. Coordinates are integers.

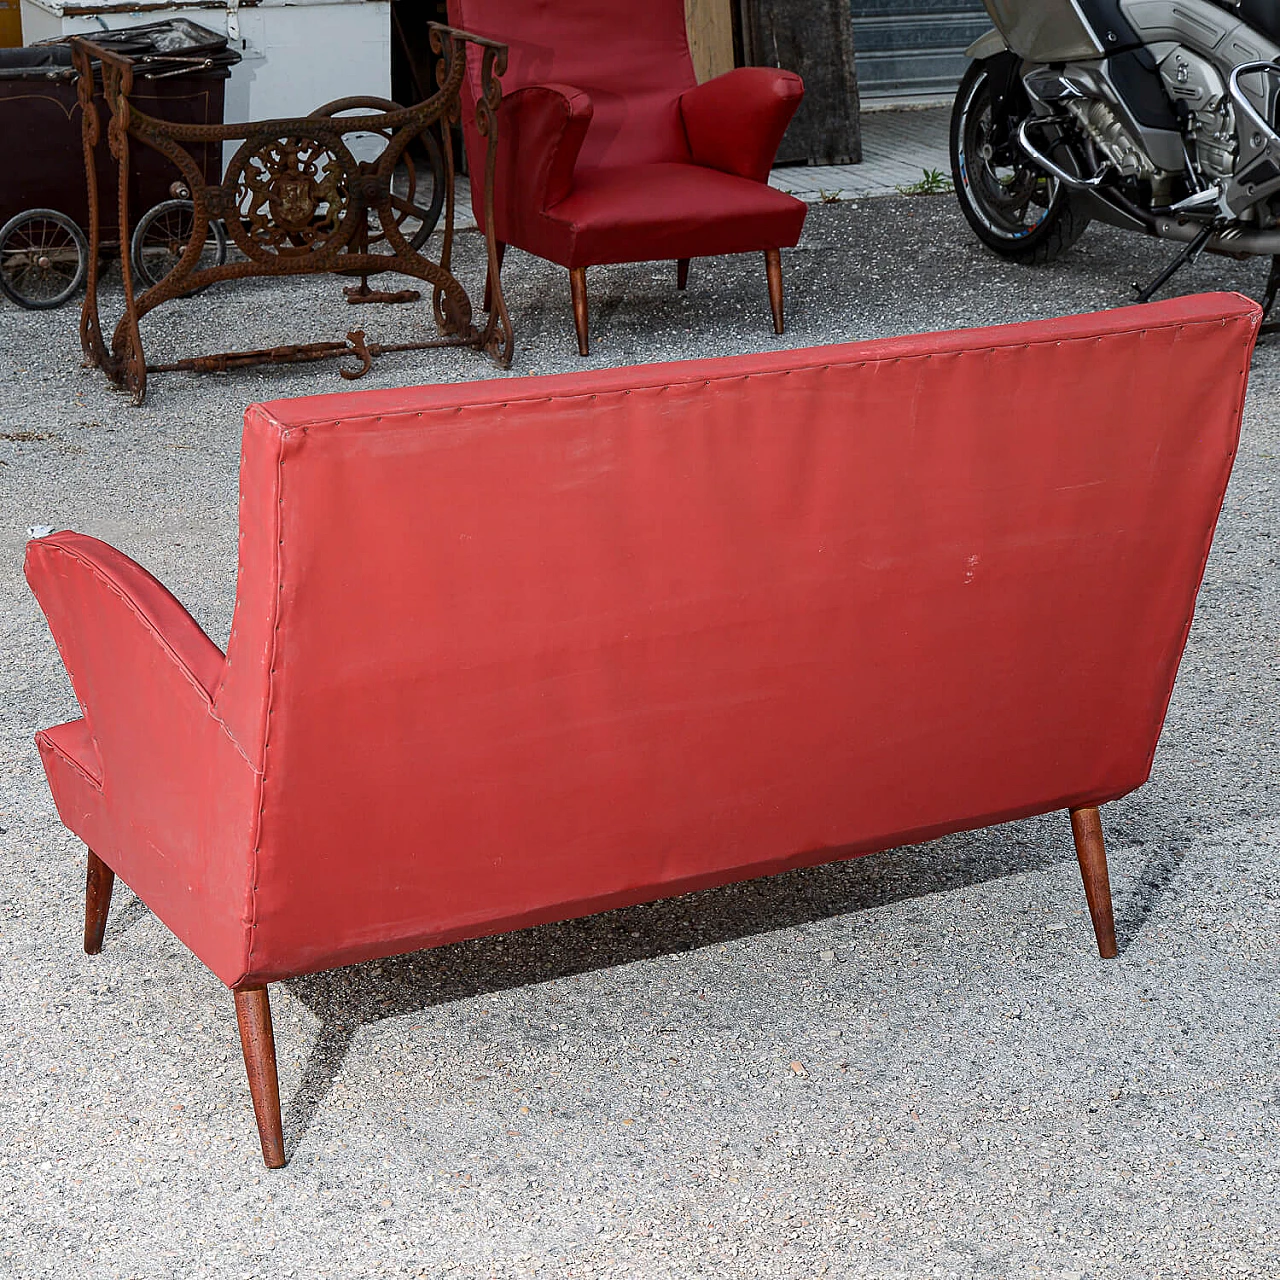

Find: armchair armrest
<box><xmin>679</xmin><ymin>67</ymin><xmax>804</xmax><ymax>184</ymax></box>
<box><xmin>491</xmin><ymin>82</ymin><xmax>593</xmax><ymax>220</ymax></box>
<box><xmin>27</xmin><ymin>529</ymin><xmax>262</xmax><ymax>985</ymax></box>
<box><xmin>25</xmin><ymin>531</ymin><xmax>230</xmax><ymax>798</ymax></box>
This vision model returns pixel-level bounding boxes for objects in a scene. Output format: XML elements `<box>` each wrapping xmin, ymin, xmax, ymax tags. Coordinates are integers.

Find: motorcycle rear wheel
<box><xmin>950</xmin><ymin>57</ymin><xmax>1090</xmax><ymax>265</ymax></box>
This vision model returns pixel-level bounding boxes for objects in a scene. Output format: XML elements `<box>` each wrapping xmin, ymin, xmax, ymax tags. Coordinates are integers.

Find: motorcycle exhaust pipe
<box><xmin>1153</xmin><ymin>218</ymin><xmax>1280</xmax><ymax>257</ymax></box>
<box><xmin>1018</xmin><ymin>117</ymin><xmax>1280</xmax><ymax>257</ymax></box>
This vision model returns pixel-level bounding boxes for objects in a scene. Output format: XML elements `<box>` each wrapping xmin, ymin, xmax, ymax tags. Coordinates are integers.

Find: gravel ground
<box><xmin>1</xmin><ymin>198</ymin><xmax>1278</xmax><ymax>1279</ymax></box>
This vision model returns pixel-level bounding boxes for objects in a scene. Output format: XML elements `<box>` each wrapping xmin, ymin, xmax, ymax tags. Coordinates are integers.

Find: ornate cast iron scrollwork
<box><xmin>73</xmin><ymin>23</ymin><xmax>511</xmax><ymax>405</ymax></box>
<box><xmin>227</xmin><ymin>135</ymin><xmax>355</xmax><ymax>259</ymax></box>
<box><xmin>427</xmin><ymin>24</ymin><xmax>512</xmax><ymax>365</ymax></box>
<box><xmin>473</xmin><ymin>37</ymin><xmax>513</xmax><ymax>367</ymax></box>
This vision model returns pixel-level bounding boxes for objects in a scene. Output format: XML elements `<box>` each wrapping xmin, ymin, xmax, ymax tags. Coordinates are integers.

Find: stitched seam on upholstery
<box><xmin>39</xmin><ymin>541</ymin><xmax>234</xmax><ymax>776</ymax></box>
<box><xmin>242</xmin><ymin>428</ymin><xmax>285</xmax><ymax>981</ymax></box>
<box><xmin>42</xmin><ymin>542</ymin><xmax>217</xmax><ymax>707</ymax></box>
<box><xmin>39</xmin><ymin>542</ymin><xmax>257</xmax><ymax>773</ymax></box>
<box><xmin>277</xmin><ymin>314</ymin><xmax>1254</xmax><ymax>428</ymax></box>
<box><xmin>1136</xmin><ymin>312</ymin><xmax>1259</xmax><ymax>784</ymax></box>
<box><xmin>207</xmin><ymin>708</ymin><xmax>257</xmax><ymax>771</ymax></box>
<box><xmin>39</xmin><ymin>732</ymin><xmax>103</xmax><ymax>793</ymax></box>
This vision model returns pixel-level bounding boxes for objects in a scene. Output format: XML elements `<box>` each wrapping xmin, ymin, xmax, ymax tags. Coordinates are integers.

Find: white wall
<box><xmin>20</xmin><ymin>0</ymin><xmax>391</xmax><ymax>167</ymax></box>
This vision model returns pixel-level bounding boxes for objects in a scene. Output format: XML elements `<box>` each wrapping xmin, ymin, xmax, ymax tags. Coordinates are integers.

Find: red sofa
<box><xmin>26</xmin><ymin>294</ymin><xmax>1259</xmax><ymax>1167</ymax></box>
<box><xmin>447</xmin><ymin>0</ymin><xmax>806</xmax><ymax>354</ymax></box>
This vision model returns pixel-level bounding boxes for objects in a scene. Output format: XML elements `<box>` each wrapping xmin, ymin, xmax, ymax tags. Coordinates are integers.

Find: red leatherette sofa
<box><xmin>446</xmin><ymin>0</ymin><xmax>806</xmax><ymax>354</ymax></box>
<box><xmin>26</xmin><ymin>294</ymin><xmax>1259</xmax><ymax>1166</ymax></box>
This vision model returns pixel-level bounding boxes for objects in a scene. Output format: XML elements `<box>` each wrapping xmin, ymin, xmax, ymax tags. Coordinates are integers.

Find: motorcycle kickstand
<box><xmin>1132</xmin><ymin>225</ymin><xmax>1214</xmax><ymax>304</ymax></box>
<box><xmin>1259</xmin><ymin>254</ymin><xmax>1280</xmax><ymax>335</ymax></box>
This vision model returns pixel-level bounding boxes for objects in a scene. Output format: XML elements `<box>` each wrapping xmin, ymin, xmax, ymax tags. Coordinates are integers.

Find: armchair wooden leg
<box><xmin>1069</xmin><ymin>807</ymin><xmax>1118</xmax><ymax>959</ymax></box>
<box><xmin>677</xmin><ymin>258</ymin><xmax>689</xmax><ymax>290</ymax></box>
<box><xmin>764</xmin><ymin>248</ymin><xmax>784</xmax><ymax>334</ymax></box>
<box><xmin>483</xmin><ymin>240</ymin><xmax>506</xmax><ymax>313</ymax></box>
<box><xmin>83</xmin><ymin>849</ymin><xmax>114</xmax><ymax>955</ymax></box>
<box><xmin>570</xmin><ymin>267</ymin><xmax>589</xmax><ymax>356</ymax></box>
<box><xmin>234</xmin><ymin>986</ymin><xmax>286</xmax><ymax>1168</ymax></box>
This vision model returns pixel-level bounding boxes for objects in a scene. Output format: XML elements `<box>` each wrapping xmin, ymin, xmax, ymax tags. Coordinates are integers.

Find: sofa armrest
<box><xmin>493</xmin><ymin>82</ymin><xmax>593</xmax><ymax>216</ymax></box>
<box><xmin>24</xmin><ymin>531</ymin><xmax>230</xmax><ymax>788</ymax></box>
<box><xmin>680</xmin><ymin>67</ymin><xmax>804</xmax><ymax>183</ymax></box>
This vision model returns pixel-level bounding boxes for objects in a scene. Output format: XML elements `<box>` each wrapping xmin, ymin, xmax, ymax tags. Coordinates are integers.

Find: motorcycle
<box><xmin>949</xmin><ymin>0</ymin><xmax>1280</xmax><ymax>314</ymax></box>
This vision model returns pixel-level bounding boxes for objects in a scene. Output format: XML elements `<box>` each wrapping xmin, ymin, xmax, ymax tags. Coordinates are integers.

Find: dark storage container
<box><xmin>0</xmin><ymin>22</ymin><xmax>239</xmax><ymax>238</ymax></box>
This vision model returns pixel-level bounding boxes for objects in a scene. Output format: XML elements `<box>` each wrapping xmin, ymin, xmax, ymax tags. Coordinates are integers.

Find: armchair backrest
<box><xmin>219</xmin><ymin>294</ymin><xmax>1257</xmax><ymax>984</ymax></box>
<box><xmin>448</xmin><ymin>0</ymin><xmax>697</xmax><ymax>168</ymax></box>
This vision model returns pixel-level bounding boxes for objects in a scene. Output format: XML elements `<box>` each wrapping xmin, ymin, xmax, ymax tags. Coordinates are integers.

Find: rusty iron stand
<box><xmin>73</xmin><ymin>23</ymin><xmax>512</xmax><ymax>405</ymax></box>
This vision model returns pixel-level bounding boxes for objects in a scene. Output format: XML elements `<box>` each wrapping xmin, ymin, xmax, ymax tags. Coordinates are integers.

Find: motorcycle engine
<box><xmin>1023</xmin><ymin>67</ymin><xmax>1161</xmax><ymax>182</ymax></box>
<box><xmin>1061</xmin><ymin>97</ymin><xmax>1156</xmax><ymax>179</ymax></box>
<box><xmin>1157</xmin><ymin>46</ymin><xmax>1236</xmax><ymax>180</ymax></box>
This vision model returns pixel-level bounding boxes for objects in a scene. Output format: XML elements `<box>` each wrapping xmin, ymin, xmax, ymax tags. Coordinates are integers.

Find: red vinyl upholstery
<box><xmin>27</xmin><ymin>296</ymin><xmax>1259</xmax><ymax>994</ymax></box>
<box><xmin>446</xmin><ymin>0</ymin><xmax>806</xmax><ymax>348</ymax></box>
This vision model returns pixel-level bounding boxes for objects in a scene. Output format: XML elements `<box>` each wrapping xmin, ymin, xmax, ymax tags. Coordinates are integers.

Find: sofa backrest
<box><xmin>216</xmin><ymin>295</ymin><xmax>1259</xmax><ymax>983</ymax></box>
<box><xmin>448</xmin><ymin>0</ymin><xmax>696</xmax><ymax>169</ymax></box>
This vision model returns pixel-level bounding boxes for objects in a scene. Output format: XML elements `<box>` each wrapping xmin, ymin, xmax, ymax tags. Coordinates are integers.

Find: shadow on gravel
<box><xmin>1112</xmin><ymin>841</ymin><xmax>1188</xmax><ymax>949</ymax></box>
<box><xmin>104</xmin><ymin>892</ymin><xmax>150</xmax><ymax>946</ymax></box>
<box><xmin>276</xmin><ymin>796</ymin><xmax>1199</xmax><ymax>1156</ymax></box>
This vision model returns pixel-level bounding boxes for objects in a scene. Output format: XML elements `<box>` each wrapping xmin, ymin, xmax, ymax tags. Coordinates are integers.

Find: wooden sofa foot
<box><xmin>83</xmin><ymin>849</ymin><xmax>114</xmax><ymax>955</ymax></box>
<box><xmin>765</xmin><ymin>248</ymin><xmax>784</xmax><ymax>334</ymax></box>
<box><xmin>234</xmin><ymin>986</ymin><xmax>287</xmax><ymax>1168</ymax></box>
<box><xmin>1069</xmin><ymin>807</ymin><xmax>1118</xmax><ymax>959</ymax></box>
<box><xmin>570</xmin><ymin>267</ymin><xmax>589</xmax><ymax>355</ymax></box>
<box><xmin>677</xmin><ymin>257</ymin><xmax>689</xmax><ymax>290</ymax></box>
<box><xmin>483</xmin><ymin>240</ymin><xmax>506</xmax><ymax>312</ymax></box>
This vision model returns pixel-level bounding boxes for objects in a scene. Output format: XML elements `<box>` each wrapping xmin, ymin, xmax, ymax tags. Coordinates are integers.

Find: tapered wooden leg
<box><xmin>483</xmin><ymin>240</ymin><xmax>506</xmax><ymax>312</ymax></box>
<box><xmin>765</xmin><ymin>247</ymin><xmax>784</xmax><ymax>334</ymax></box>
<box><xmin>83</xmin><ymin>849</ymin><xmax>114</xmax><ymax>955</ymax></box>
<box><xmin>677</xmin><ymin>257</ymin><xmax>690</xmax><ymax>290</ymax></box>
<box><xmin>570</xmin><ymin>267</ymin><xmax>589</xmax><ymax>356</ymax></box>
<box><xmin>1070</xmin><ymin>807</ymin><xmax>1118</xmax><ymax>959</ymax></box>
<box><xmin>234</xmin><ymin>986</ymin><xmax>286</xmax><ymax>1168</ymax></box>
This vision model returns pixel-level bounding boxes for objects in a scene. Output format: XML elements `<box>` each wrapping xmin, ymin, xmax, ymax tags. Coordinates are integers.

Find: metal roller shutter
<box><xmin>851</xmin><ymin>0</ymin><xmax>991</xmax><ymax>101</ymax></box>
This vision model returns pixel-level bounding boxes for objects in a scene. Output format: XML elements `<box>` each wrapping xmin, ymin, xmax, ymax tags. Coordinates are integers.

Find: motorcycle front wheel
<box><xmin>950</xmin><ymin>57</ymin><xmax>1090</xmax><ymax>265</ymax></box>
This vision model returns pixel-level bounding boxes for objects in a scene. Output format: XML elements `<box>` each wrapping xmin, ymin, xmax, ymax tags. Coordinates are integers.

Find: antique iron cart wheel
<box><xmin>0</xmin><ymin>208</ymin><xmax>89</xmax><ymax>310</ymax></box>
<box><xmin>130</xmin><ymin>199</ymin><xmax>229</xmax><ymax>291</ymax></box>
<box><xmin>312</xmin><ymin>97</ymin><xmax>446</xmax><ymax>250</ymax></box>
<box><xmin>950</xmin><ymin>57</ymin><xmax>1090</xmax><ymax>265</ymax></box>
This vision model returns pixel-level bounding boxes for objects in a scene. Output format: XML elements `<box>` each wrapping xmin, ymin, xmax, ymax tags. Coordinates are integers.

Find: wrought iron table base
<box><xmin>72</xmin><ymin>23</ymin><xmax>511</xmax><ymax>405</ymax></box>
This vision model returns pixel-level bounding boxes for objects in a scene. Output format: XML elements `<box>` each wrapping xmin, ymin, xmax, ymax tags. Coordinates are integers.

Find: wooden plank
<box><xmin>685</xmin><ymin>0</ymin><xmax>735</xmax><ymax>83</ymax></box>
<box><xmin>739</xmin><ymin>0</ymin><xmax>862</xmax><ymax>164</ymax></box>
<box><xmin>0</xmin><ymin>0</ymin><xmax>22</xmax><ymax>48</ymax></box>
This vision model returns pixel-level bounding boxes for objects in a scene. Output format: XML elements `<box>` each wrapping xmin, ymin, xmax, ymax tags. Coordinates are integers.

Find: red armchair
<box><xmin>447</xmin><ymin>0</ymin><xmax>807</xmax><ymax>354</ymax></box>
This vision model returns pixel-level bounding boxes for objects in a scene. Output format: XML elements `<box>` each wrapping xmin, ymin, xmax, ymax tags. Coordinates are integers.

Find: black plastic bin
<box><xmin>0</xmin><ymin>22</ymin><xmax>239</xmax><ymax>307</ymax></box>
<box><xmin>0</xmin><ymin>23</ymin><xmax>239</xmax><ymax>233</ymax></box>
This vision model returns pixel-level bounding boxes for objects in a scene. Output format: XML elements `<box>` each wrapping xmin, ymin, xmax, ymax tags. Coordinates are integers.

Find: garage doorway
<box><xmin>850</xmin><ymin>0</ymin><xmax>990</xmax><ymax>102</ymax></box>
